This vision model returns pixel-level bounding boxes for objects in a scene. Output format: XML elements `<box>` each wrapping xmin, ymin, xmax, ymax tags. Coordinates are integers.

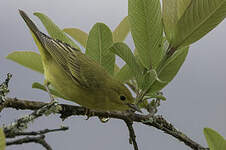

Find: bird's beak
<box><xmin>127</xmin><ymin>104</ymin><xmax>142</xmax><ymax>113</ymax></box>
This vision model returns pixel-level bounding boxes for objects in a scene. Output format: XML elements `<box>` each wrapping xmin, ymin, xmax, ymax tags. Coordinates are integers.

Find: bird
<box><xmin>19</xmin><ymin>10</ymin><xmax>141</xmax><ymax>112</ymax></box>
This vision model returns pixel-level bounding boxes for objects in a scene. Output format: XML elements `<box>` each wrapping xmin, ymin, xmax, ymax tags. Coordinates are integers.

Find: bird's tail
<box><xmin>19</xmin><ymin>9</ymin><xmax>42</xmax><ymax>41</ymax></box>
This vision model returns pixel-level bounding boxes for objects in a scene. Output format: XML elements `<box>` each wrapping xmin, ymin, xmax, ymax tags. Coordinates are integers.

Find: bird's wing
<box><xmin>40</xmin><ymin>34</ymin><xmax>89</xmax><ymax>87</ymax></box>
<box><xmin>67</xmin><ymin>50</ymin><xmax>105</xmax><ymax>88</ymax></box>
<box><xmin>41</xmin><ymin>34</ymin><xmax>105</xmax><ymax>88</ymax></box>
<box><xmin>19</xmin><ymin>10</ymin><xmax>96</xmax><ymax>88</ymax></box>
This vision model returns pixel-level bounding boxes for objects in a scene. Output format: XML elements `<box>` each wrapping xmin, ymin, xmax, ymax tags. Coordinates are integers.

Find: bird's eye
<box><xmin>120</xmin><ymin>95</ymin><xmax>126</xmax><ymax>101</ymax></box>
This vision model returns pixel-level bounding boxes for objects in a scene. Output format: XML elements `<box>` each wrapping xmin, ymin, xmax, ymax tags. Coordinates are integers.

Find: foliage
<box><xmin>163</xmin><ymin>0</ymin><xmax>226</xmax><ymax>48</ymax></box>
<box><xmin>128</xmin><ymin>0</ymin><xmax>163</xmax><ymax>69</ymax></box>
<box><xmin>34</xmin><ymin>12</ymin><xmax>80</xmax><ymax>50</ymax></box>
<box><xmin>204</xmin><ymin>128</ymin><xmax>226</xmax><ymax>150</ymax></box>
<box><xmin>85</xmin><ymin>23</ymin><xmax>115</xmax><ymax>75</ymax></box>
<box><xmin>6</xmin><ymin>51</ymin><xmax>43</xmax><ymax>74</ymax></box>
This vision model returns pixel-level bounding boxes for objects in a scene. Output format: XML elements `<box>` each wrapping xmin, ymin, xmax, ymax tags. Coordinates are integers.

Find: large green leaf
<box><xmin>112</xmin><ymin>16</ymin><xmax>131</xmax><ymax>75</ymax></box>
<box><xmin>114</xmin><ymin>47</ymin><xmax>140</xmax><ymax>82</ymax></box>
<box><xmin>113</xmin><ymin>16</ymin><xmax>130</xmax><ymax>42</ymax></box>
<box><xmin>163</xmin><ymin>0</ymin><xmax>191</xmax><ymax>43</ymax></box>
<box><xmin>172</xmin><ymin>0</ymin><xmax>226</xmax><ymax>48</ymax></box>
<box><xmin>32</xmin><ymin>82</ymin><xmax>66</xmax><ymax>99</ymax></box>
<box><xmin>0</xmin><ymin>128</ymin><xmax>6</xmax><ymax>150</ymax></box>
<box><xmin>128</xmin><ymin>0</ymin><xmax>163</xmax><ymax>69</ymax></box>
<box><xmin>114</xmin><ymin>48</ymin><xmax>139</xmax><ymax>82</ymax></box>
<box><xmin>63</xmin><ymin>16</ymin><xmax>129</xmax><ymax>48</ymax></box>
<box><xmin>6</xmin><ymin>51</ymin><xmax>44</xmax><ymax>74</ymax></box>
<box><xmin>86</xmin><ymin>23</ymin><xmax>115</xmax><ymax>75</ymax></box>
<box><xmin>34</xmin><ymin>12</ymin><xmax>80</xmax><ymax>49</ymax></box>
<box><xmin>204</xmin><ymin>128</ymin><xmax>226</xmax><ymax>150</ymax></box>
<box><xmin>149</xmin><ymin>46</ymin><xmax>189</xmax><ymax>93</ymax></box>
<box><xmin>114</xmin><ymin>64</ymin><xmax>134</xmax><ymax>82</ymax></box>
<box><xmin>63</xmin><ymin>28</ymin><xmax>88</xmax><ymax>48</ymax></box>
<box><xmin>109</xmin><ymin>42</ymin><xmax>144</xmax><ymax>86</ymax></box>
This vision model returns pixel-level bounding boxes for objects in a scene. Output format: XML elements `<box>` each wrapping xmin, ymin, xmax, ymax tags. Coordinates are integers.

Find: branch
<box><xmin>3</xmin><ymin>100</ymin><xmax>61</xmax><ymax>137</ymax></box>
<box><xmin>142</xmin><ymin>116</ymin><xmax>209</xmax><ymax>150</ymax></box>
<box><xmin>125</xmin><ymin>121</ymin><xmax>139</xmax><ymax>150</ymax></box>
<box><xmin>0</xmin><ymin>97</ymin><xmax>46</xmax><ymax>112</ymax></box>
<box><xmin>6</xmin><ymin>135</ymin><xmax>52</xmax><ymax>150</ymax></box>
<box><xmin>0</xmin><ymin>73</ymin><xmax>12</xmax><ymax>102</ymax></box>
<box><xmin>6</xmin><ymin>126</ymin><xmax>69</xmax><ymax>138</ymax></box>
<box><xmin>1</xmin><ymin>97</ymin><xmax>209</xmax><ymax>150</ymax></box>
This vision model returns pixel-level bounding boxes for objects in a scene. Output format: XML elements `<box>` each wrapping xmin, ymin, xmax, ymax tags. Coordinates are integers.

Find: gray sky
<box><xmin>0</xmin><ymin>0</ymin><xmax>226</xmax><ymax>150</ymax></box>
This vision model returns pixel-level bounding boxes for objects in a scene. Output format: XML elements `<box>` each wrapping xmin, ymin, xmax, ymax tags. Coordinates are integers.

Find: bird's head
<box><xmin>104</xmin><ymin>79</ymin><xmax>141</xmax><ymax>112</ymax></box>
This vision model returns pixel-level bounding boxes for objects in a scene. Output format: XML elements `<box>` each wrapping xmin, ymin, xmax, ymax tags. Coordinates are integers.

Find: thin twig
<box><xmin>6</xmin><ymin>135</ymin><xmax>52</xmax><ymax>150</ymax></box>
<box><xmin>0</xmin><ymin>97</ymin><xmax>46</xmax><ymax>112</ymax></box>
<box><xmin>6</xmin><ymin>126</ymin><xmax>69</xmax><ymax>138</ymax></box>
<box><xmin>0</xmin><ymin>73</ymin><xmax>12</xmax><ymax>102</ymax></box>
<box><xmin>124</xmin><ymin>121</ymin><xmax>139</xmax><ymax>150</ymax></box>
<box><xmin>146</xmin><ymin>99</ymin><xmax>161</xmax><ymax>116</ymax></box>
<box><xmin>142</xmin><ymin>115</ymin><xmax>209</xmax><ymax>150</ymax></box>
<box><xmin>0</xmin><ymin>97</ymin><xmax>209</xmax><ymax>150</ymax></box>
<box><xmin>3</xmin><ymin>101</ymin><xmax>61</xmax><ymax>138</ymax></box>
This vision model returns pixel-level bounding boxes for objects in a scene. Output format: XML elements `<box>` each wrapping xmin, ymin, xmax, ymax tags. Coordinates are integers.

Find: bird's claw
<box><xmin>84</xmin><ymin>108</ymin><xmax>94</xmax><ymax>120</ymax></box>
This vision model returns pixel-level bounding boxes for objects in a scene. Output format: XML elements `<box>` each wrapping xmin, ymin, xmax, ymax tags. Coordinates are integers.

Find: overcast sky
<box><xmin>0</xmin><ymin>0</ymin><xmax>226</xmax><ymax>150</ymax></box>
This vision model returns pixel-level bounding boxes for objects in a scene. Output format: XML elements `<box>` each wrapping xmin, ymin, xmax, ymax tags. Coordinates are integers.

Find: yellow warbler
<box><xmin>19</xmin><ymin>10</ymin><xmax>140</xmax><ymax>112</ymax></box>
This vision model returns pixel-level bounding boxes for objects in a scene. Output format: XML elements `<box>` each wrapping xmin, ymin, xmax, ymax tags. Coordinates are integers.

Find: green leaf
<box><xmin>204</xmin><ymin>128</ymin><xmax>226</xmax><ymax>150</ymax></box>
<box><xmin>34</xmin><ymin>12</ymin><xmax>80</xmax><ymax>49</ymax></box>
<box><xmin>113</xmin><ymin>16</ymin><xmax>130</xmax><ymax>42</ymax></box>
<box><xmin>63</xmin><ymin>28</ymin><xmax>88</xmax><ymax>48</ymax></box>
<box><xmin>0</xmin><ymin>128</ymin><xmax>6</xmax><ymax>150</ymax></box>
<box><xmin>6</xmin><ymin>51</ymin><xmax>44</xmax><ymax>74</ymax></box>
<box><xmin>172</xmin><ymin>0</ymin><xmax>226</xmax><ymax>48</ymax></box>
<box><xmin>86</xmin><ymin>23</ymin><xmax>115</xmax><ymax>75</ymax></box>
<box><xmin>114</xmin><ymin>64</ymin><xmax>134</xmax><ymax>82</ymax></box>
<box><xmin>114</xmin><ymin>48</ymin><xmax>144</xmax><ymax>83</ymax></box>
<box><xmin>141</xmin><ymin>69</ymin><xmax>166</xmax><ymax>91</ymax></box>
<box><xmin>32</xmin><ymin>82</ymin><xmax>65</xmax><ymax>99</ymax></box>
<box><xmin>150</xmin><ymin>46</ymin><xmax>189</xmax><ymax>93</ymax></box>
<box><xmin>128</xmin><ymin>0</ymin><xmax>163</xmax><ymax>69</ymax></box>
<box><xmin>144</xmin><ymin>93</ymin><xmax>167</xmax><ymax>101</ymax></box>
<box><xmin>163</xmin><ymin>0</ymin><xmax>191</xmax><ymax>43</ymax></box>
<box><xmin>109</xmin><ymin>42</ymin><xmax>144</xmax><ymax>86</ymax></box>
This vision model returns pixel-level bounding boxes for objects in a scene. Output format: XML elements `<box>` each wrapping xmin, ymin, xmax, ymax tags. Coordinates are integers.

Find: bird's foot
<box><xmin>84</xmin><ymin>108</ymin><xmax>94</xmax><ymax>120</ymax></box>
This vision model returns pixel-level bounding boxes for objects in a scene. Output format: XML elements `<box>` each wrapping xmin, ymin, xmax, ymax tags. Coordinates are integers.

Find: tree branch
<box><xmin>0</xmin><ymin>97</ymin><xmax>46</xmax><ymax>112</ymax></box>
<box><xmin>1</xmin><ymin>97</ymin><xmax>209</xmax><ymax>150</ymax></box>
<box><xmin>125</xmin><ymin>121</ymin><xmax>139</xmax><ymax>150</ymax></box>
<box><xmin>6</xmin><ymin>135</ymin><xmax>52</xmax><ymax>150</ymax></box>
<box><xmin>0</xmin><ymin>73</ymin><xmax>12</xmax><ymax>102</ymax></box>
<box><xmin>3</xmin><ymin>100</ymin><xmax>61</xmax><ymax>138</ymax></box>
<box><xmin>142</xmin><ymin>116</ymin><xmax>209</xmax><ymax>150</ymax></box>
<box><xmin>6</xmin><ymin>127</ymin><xmax>69</xmax><ymax>138</ymax></box>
